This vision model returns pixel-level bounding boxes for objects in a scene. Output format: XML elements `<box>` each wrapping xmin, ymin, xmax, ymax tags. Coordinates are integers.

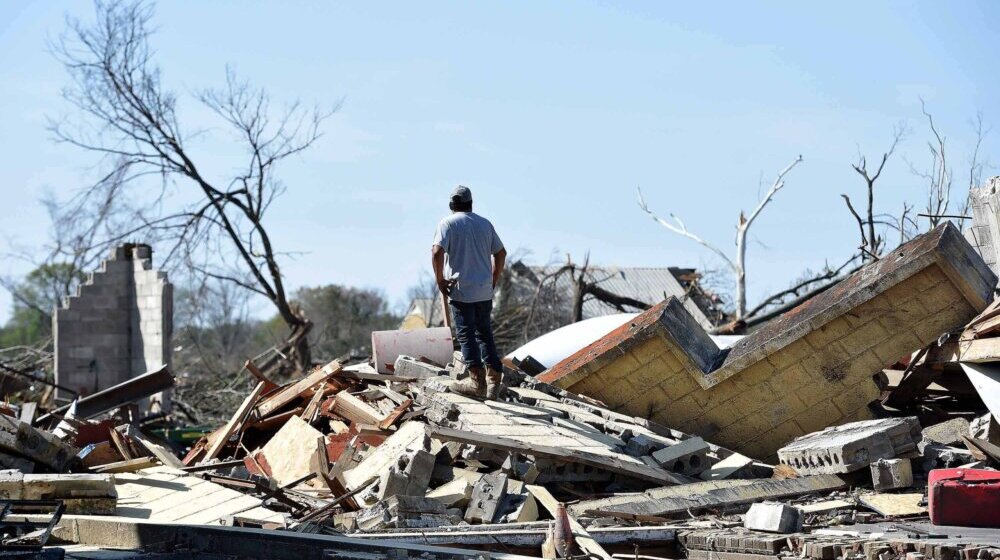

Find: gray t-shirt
<box><xmin>433</xmin><ymin>212</ymin><xmax>504</xmax><ymax>303</ymax></box>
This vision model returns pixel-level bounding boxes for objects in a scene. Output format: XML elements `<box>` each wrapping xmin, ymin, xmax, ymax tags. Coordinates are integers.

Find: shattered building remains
<box><xmin>539</xmin><ymin>223</ymin><xmax>995</xmax><ymax>458</ymax></box>
<box><xmin>7</xmin><ymin>222</ymin><xmax>1000</xmax><ymax>559</ymax></box>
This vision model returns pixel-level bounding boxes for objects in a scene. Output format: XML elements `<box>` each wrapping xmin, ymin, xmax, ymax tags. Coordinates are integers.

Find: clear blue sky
<box><xmin>1</xmin><ymin>1</ymin><xmax>997</xmax><ymax>321</ymax></box>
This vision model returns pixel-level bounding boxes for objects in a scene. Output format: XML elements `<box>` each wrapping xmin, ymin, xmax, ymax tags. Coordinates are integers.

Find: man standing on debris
<box><xmin>432</xmin><ymin>185</ymin><xmax>507</xmax><ymax>399</ymax></box>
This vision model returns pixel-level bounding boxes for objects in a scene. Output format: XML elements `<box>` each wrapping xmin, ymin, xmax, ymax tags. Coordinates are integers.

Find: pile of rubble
<box><xmin>3</xmin><ymin>223</ymin><xmax>1000</xmax><ymax>558</ymax></box>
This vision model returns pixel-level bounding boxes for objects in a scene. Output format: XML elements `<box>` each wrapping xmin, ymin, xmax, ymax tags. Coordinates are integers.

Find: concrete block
<box><xmin>374</xmin><ymin>449</ymin><xmax>435</xmax><ymax>501</ymax></box>
<box><xmin>343</xmin><ymin>421</ymin><xmax>429</xmax><ymax>490</ymax></box>
<box><xmin>355</xmin><ymin>495</ymin><xmax>456</xmax><ymax>532</ymax></box>
<box><xmin>870</xmin><ymin>458</ymin><xmax>913</xmax><ymax>491</ymax></box>
<box><xmin>371</xmin><ymin>327</ymin><xmax>454</xmax><ymax>374</ymax></box>
<box><xmin>743</xmin><ymin>501</ymin><xmax>803</xmax><ymax>533</ymax></box>
<box><xmin>652</xmin><ymin>436</ymin><xmax>712</xmax><ymax>475</ymax></box>
<box><xmin>700</xmin><ymin>452</ymin><xmax>755</xmax><ymax>481</ymax></box>
<box><xmin>464</xmin><ymin>472</ymin><xmax>508</xmax><ymax>524</ymax></box>
<box><xmin>393</xmin><ymin>355</ymin><xmax>448</xmax><ymax>379</ymax></box>
<box><xmin>777</xmin><ymin>417</ymin><xmax>922</xmax><ymax>475</ymax></box>
<box><xmin>426</xmin><ymin>477</ymin><xmax>475</xmax><ymax>508</ymax></box>
<box><xmin>921</xmin><ymin>418</ymin><xmax>971</xmax><ymax>446</ymax></box>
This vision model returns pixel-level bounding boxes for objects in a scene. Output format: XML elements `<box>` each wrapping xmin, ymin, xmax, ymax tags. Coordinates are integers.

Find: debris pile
<box><xmin>4</xmin><ymin>224</ymin><xmax>1000</xmax><ymax>558</ymax></box>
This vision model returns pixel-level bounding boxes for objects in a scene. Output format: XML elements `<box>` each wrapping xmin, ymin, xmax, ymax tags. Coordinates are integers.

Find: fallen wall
<box><xmin>539</xmin><ymin>223</ymin><xmax>996</xmax><ymax>458</ymax></box>
<box><xmin>54</xmin><ymin>244</ymin><xmax>172</xmax><ymax>412</ymax></box>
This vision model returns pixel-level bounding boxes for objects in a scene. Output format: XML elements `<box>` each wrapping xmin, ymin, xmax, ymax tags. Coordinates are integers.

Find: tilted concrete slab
<box><xmin>539</xmin><ymin>223</ymin><xmax>996</xmax><ymax>458</ymax></box>
<box><xmin>776</xmin><ymin>416</ymin><xmax>921</xmax><ymax>475</ymax></box>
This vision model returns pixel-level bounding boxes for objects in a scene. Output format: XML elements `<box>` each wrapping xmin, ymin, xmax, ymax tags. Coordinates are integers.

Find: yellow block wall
<box><xmin>561</xmin><ymin>265</ymin><xmax>976</xmax><ymax>459</ymax></box>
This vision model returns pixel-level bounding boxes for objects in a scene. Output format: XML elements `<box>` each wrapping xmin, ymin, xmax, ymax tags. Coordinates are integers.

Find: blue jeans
<box><xmin>450</xmin><ymin>299</ymin><xmax>502</xmax><ymax>371</ymax></box>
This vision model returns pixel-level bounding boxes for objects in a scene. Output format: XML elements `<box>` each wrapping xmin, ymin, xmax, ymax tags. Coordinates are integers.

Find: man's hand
<box><xmin>492</xmin><ymin>247</ymin><xmax>507</xmax><ymax>290</ymax></box>
<box><xmin>437</xmin><ymin>278</ymin><xmax>456</xmax><ymax>296</ymax></box>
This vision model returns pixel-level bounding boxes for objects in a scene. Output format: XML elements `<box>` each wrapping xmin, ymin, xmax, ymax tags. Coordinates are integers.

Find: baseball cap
<box><xmin>451</xmin><ymin>185</ymin><xmax>473</xmax><ymax>203</ymax></box>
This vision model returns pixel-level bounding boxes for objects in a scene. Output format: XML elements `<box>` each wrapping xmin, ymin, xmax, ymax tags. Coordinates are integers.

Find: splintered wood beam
<box><xmin>202</xmin><ymin>381</ymin><xmax>266</xmax><ymax>465</ymax></box>
<box><xmin>331</xmin><ymin>392</ymin><xmax>385</xmax><ymax>425</ymax></box>
<box><xmin>244</xmin><ymin>360</ymin><xmax>279</xmax><ymax>392</ymax></box>
<box><xmin>255</xmin><ymin>361</ymin><xmax>342</xmax><ymax>418</ymax></box>
<box><xmin>934</xmin><ymin>338</ymin><xmax>1000</xmax><ymax>364</ymax></box>
<box><xmin>528</xmin><ymin>484</ymin><xmax>612</xmax><ymax>560</ymax></box>
<box><xmin>378</xmin><ymin>399</ymin><xmax>413</xmax><ymax>430</ymax></box>
<box><xmin>301</xmin><ymin>382</ymin><xmax>327</xmax><ymax>423</ymax></box>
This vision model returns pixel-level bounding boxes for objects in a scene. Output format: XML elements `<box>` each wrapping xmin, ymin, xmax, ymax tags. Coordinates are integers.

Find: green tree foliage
<box><xmin>0</xmin><ymin>263</ymin><xmax>84</xmax><ymax>347</ymax></box>
<box><xmin>293</xmin><ymin>285</ymin><xmax>400</xmax><ymax>361</ymax></box>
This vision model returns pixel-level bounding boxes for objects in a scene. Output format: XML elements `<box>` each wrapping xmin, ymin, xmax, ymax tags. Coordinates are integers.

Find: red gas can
<box><xmin>928</xmin><ymin>468</ymin><xmax>1000</xmax><ymax>528</ymax></box>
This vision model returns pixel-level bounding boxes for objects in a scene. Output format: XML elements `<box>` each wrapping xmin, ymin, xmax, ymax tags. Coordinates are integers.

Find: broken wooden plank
<box><xmin>332</xmin><ymin>392</ymin><xmax>385</xmax><ymax>425</ymax></box>
<box><xmin>244</xmin><ymin>359</ymin><xmax>279</xmax><ymax>392</ymax></box>
<box><xmin>202</xmin><ymin>381</ymin><xmax>265</xmax><ymax>465</ymax></box>
<box><xmin>857</xmin><ymin>491</ymin><xmax>926</xmax><ymax>517</ymax></box>
<box><xmin>427</xmin><ymin>426</ymin><xmax>690</xmax><ymax>486</ymax></box>
<box><xmin>255</xmin><ymin>360</ymin><xmax>342</xmax><ymax>418</ymax></box>
<box><xmin>936</xmin><ymin>338</ymin><xmax>1000</xmax><ymax>364</ymax></box>
<box><xmin>345</xmin><ymin>523</ymin><xmax>677</xmax><ymax>548</ymax></box>
<box><xmin>119</xmin><ymin>424</ymin><xmax>185</xmax><ymax>469</ymax></box>
<box><xmin>528</xmin><ymin>484</ymin><xmax>612</xmax><ymax>560</ymax></box>
<box><xmin>301</xmin><ymin>382</ymin><xmax>327</xmax><ymax>423</ymax></box>
<box><xmin>796</xmin><ymin>499</ymin><xmax>854</xmax><ymax>514</ymax></box>
<box><xmin>180</xmin><ymin>459</ymin><xmax>246</xmax><ymax>473</ymax></box>
<box><xmin>94</xmin><ymin>457</ymin><xmax>159</xmax><ymax>473</ymax></box>
<box><xmin>378</xmin><ymin>399</ymin><xmax>413</xmax><ymax>430</ymax></box>
<box><xmin>248</xmin><ymin>407</ymin><xmax>306</xmax><ymax>431</ymax></box>
<box><xmin>962</xmin><ymin>434</ymin><xmax>1000</xmax><ymax>465</ymax></box>
<box><xmin>571</xmin><ymin>474</ymin><xmax>847</xmax><ymax>517</ymax></box>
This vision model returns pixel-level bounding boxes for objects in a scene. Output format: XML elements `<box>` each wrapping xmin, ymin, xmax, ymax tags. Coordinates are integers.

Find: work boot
<box><xmin>485</xmin><ymin>366</ymin><xmax>503</xmax><ymax>400</ymax></box>
<box><xmin>450</xmin><ymin>366</ymin><xmax>486</xmax><ymax>398</ymax></box>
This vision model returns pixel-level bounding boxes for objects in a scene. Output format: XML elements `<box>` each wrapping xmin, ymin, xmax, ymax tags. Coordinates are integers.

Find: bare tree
<box><xmin>172</xmin><ymin>278</ymin><xmax>260</xmax><ymax>423</ymax></box>
<box><xmin>904</xmin><ymin>102</ymin><xmax>991</xmax><ymax>230</ymax></box>
<box><xmin>637</xmin><ymin>155</ymin><xmax>803</xmax><ymax>320</ymax></box>
<box><xmin>50</xmin><ymin>1</ymin><xmax>333</xmax><ymax>373</ymax></box>
<box><xmin>843</xmin><ymin>123</ymin><xmax>907</xmax><ymax>262</ymax></box>
<box><xmin>963</xmin><ymin>113</ymin><xmax>991</xmax><ymax>217</ymax></box>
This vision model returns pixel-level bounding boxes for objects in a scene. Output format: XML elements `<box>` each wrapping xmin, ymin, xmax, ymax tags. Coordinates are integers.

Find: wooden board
<box><xmin>202</xmin><ymin>381</ymin><xmax>265</xmax><ymax>464</ymax></box>
<box><xmin>120</xmin><ymin>425</ymin><xmax>185</xmax><ymax>469</ymax></box>
<box><xmin>527</xmin><ymin>484</ymin><xmax>611</xmax><ymax>560</ymax></box>
<box><xmin>255</xmin><ymin>361</ymin><xmax>341</xmax><ymax>418</ymax></box>
<box><xmin>331</xmin><ymin>392</ymin><xmax>385</xmax><ymax>425</ymax></box>
<box><xmin>94</xmin><ymin>457</ymin><xmax>159</xmax><ymax>473</ymax></box>
<box><xmin>378</xmin><ymin>399</ymin><xmax>413</xmax><ymax>430</ymax></box>
<box><xmin>857</xmin><ymin>492</ymin><xmax>926</xmax><ymax>517</ymax></box>
<box><xmin>796</xmin><ymin>499</ymin><xmax>854</xmax><ymax>513</ymax></box>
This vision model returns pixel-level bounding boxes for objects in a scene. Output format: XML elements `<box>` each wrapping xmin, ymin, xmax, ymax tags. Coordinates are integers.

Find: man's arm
<box><xmin>432</xmin><ymin>245</ymin><xmax>454</xmax><ymax>295</ymax></box>
<box><xmin>492</xmin><ymin>247</ymin><xmax>507</xmax><ymax>289</ymax></box>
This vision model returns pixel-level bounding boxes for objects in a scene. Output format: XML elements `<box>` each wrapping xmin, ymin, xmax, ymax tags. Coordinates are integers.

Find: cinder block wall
<box><xmin>540</xmin><ymin>223</ymin><xmax>995</xmax><ymax>459</ymax></box>
<box><xmin>54</xmin><ymin>244</ymin><xmax>172</xmax><ymax>411</ymax></box>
